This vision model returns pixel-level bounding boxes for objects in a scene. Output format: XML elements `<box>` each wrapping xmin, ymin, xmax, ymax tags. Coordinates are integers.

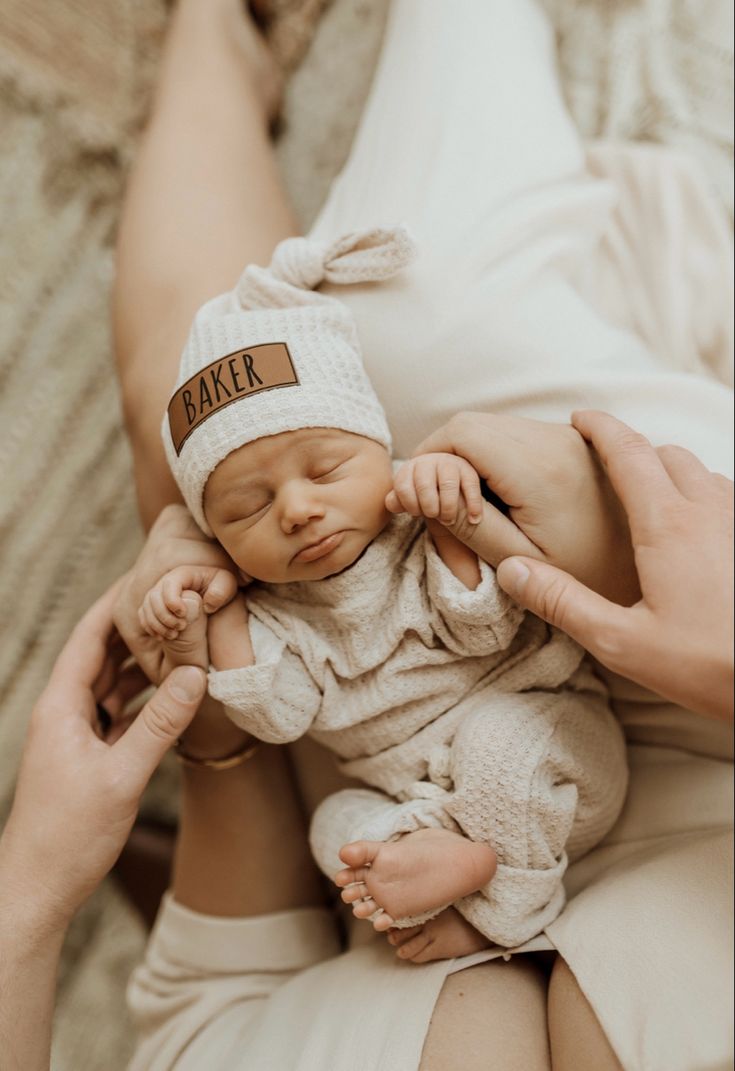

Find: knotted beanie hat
<box><xmin>162</xmin><ymin>224</ymin><xmax>417</xmax><ymax>534</ymax></box>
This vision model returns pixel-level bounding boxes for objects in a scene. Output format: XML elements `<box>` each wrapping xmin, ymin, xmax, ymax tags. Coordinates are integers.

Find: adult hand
<box><xmin>409</xmin><ymin>412</ymin><xmax>639</xmax><ymax>606</ymax></box>
<box><xmin>496</xmin><ymin>412</ymin><xmax>734</xmax><ymax>721</ymax></box>
<box><xmin>0</xmin><ymin>580</ymin><xmax>207</xmax><ymax>932</ymax></box>
<box><xmin>114</xmin><ymin>503</ymin><xmax>237</xmax><ymax>684</ymax></box>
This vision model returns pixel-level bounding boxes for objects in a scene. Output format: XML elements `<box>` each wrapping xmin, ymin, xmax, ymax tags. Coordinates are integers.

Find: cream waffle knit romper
<box><xmin>207</xmin><ymin>514</ymin><xmax>627</xmax><ymax>947</ymax></box>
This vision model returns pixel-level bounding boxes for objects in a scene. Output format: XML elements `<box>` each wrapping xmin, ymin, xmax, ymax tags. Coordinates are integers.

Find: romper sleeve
<box><xmin>207</xmin><ymin>617</ymin><xmax>322</xmax><ymax>743</ymax></box>
<box><xmin>127</xmin><ymin>895</ymin><xmax>340</xmax><ymax>1071</ymax></box>
<box><xmin>423</xmin><ymin>533</ymin><xmax>525</xmax><ymax>656</ymax></box>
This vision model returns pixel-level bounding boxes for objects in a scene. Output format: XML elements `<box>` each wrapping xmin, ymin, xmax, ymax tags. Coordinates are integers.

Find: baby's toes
<box><xmin>351</xmin><ymin>897</ymin><xmax>382</xmax><ymax>920</ymax></box>
<box><xmin>396</xmin><ymin>930</ymin><xmax>432</xmax><ymax>962</ymax></box>
<box><xmin>334</xmin><ymin>865</ymin><xmax>370</xmax><ymax>889</ymax></box>
<box><xmin>372</xmin><ymin>911</ymin><xmax>395</xmax><ymax>933</ymax></box>
<box><xmin>338</xmin><ymin>840</ymin><xmax>381</xmax><ymax>870</ymax></box>
<box><xmin>387</xmin><ymin>925</ymin><xmax>423</xmax><ymax>947</ymax></box>
<box><xmin>340</xmin><ymin>882</ymin><xmax>369</xmax><ymax>905</ymax></box>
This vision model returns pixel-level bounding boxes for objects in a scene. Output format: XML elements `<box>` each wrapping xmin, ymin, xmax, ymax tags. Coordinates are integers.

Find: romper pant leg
<box><xmin>446</xmin><ymin>685</ymin><xmax>627</xmax><ymax>949</ymax></box>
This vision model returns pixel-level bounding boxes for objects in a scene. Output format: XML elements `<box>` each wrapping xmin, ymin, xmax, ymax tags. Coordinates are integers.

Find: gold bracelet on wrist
<box><xmin>175</xmin><ymin>738</ymin><xmax>260</xmax><ymax>771</ymax></box>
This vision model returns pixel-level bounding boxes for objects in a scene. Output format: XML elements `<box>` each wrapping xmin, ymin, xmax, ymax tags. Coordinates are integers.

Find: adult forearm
<box><xmin>0</xmin><ymin>868</ymin><xmax>66</xmax><ymax>1071</ymax></box>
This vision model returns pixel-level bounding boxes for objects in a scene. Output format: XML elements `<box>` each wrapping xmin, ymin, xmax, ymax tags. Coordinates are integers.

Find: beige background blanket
<box><xmin>0</xmin><ymin>1</ymin><xmax>730</xmax><ymax>1066</ymax></box>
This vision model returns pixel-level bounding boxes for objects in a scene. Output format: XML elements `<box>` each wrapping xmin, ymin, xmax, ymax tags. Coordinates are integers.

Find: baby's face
<box><xmin>203</xmin><ymin>428</ymin><xmax>394</xmax><ymax>582</ymax></box>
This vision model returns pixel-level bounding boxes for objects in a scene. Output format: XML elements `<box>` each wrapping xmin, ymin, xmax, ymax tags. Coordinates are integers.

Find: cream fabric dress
<box><xmin>127</xmin><ymin>2</ymin><xmax>734</xmax><ymax>1068</ymax></box>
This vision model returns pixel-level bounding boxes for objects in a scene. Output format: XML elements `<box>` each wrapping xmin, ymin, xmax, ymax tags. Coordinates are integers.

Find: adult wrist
<box><xmin>0</xmin><ymin>844</ymin><xmax>73</xmax><ymax>943</ymax></box>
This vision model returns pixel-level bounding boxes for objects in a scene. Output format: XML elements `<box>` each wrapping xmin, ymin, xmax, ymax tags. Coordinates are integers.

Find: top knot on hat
<box><xmin>236</xmin><ymin>225</ymin><xmax>417</xmax><ymax>308</ymax></box>
<box><xmin>163</xmin><ymin>224</ymin><xmax>417</xmax><ymax>535</ymax></box>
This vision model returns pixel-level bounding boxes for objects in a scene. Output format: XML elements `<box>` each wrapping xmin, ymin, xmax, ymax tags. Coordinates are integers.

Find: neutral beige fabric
<box><xmin>0</xmin><ymin>0</ymin><xmax>731</xmax><ymax>1066</ymax></box>
<box><xmin>208</xmin><ymin>513</ymin><xmax>627</xmax><ymax>943</ymax></box>
<box><xmin>128</xmin><ymin>896</ymin><xmax>449</xmax><ymax>1071</ymax></box>
<box><xmin>127</xmin><ymin>3</ymin><xmax>733</xmax><ymax>1068</ymax></box>
<box><xmin>306</xmin><ymin>2</ymin><xmax>734</xmax><ymax>1066</ymax></box>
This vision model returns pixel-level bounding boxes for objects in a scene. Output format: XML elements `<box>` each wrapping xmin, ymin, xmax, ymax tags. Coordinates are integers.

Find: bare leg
<box><xmin>547</xmin><ymin>958</ymin><xmax>623</xmax><ymax>1071</ymax></box>
<box><xmin>173</xmin><ymin>743</ymin><xmax>324</xmax><ymax>916</ymax></box>
<box><xmin>112</xmin><ymin>0</ymin><xmax>318</xmax><ymax>919</ymax></box>
<box><xmin>113</xmin><ymin>0</ymin><xmax>297</xmax><ymax>528</ymax></box>
<box><xmin>421</xmin><ymin>959</ymin><xmax>552</xmax><ymax>1071</ymax></box>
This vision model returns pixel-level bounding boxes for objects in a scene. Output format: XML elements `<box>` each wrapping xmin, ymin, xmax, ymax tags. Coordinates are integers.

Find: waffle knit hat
<box><xmin>162</xmin><ymin>225</ymin><xmax>416</xmax><ymax>534</ymax></box>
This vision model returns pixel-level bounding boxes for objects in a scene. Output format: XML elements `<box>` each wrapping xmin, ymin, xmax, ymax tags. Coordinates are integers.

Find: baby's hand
<box><xmin>138</xmin><ymin>565</ymin><xmax>239</xmax><ymax>640</ymax></box>
<box><xmin>386</xmin><ymin>453</ymin><xmax>483</xmax><ymax>526</ymax></box>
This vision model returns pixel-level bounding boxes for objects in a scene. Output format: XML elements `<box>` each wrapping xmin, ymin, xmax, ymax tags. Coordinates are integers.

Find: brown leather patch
<box><xmin>168</xmin><ymin>342</ymin><xmax>299</xmax><ymax>455</ymax></box>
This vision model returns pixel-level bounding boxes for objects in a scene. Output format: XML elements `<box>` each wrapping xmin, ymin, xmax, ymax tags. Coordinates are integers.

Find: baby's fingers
<box><xmin>436</xmin><ymin>458</ymin><xmax>462</xmax><ymax>524</ymax></box>
<box><xmin>201</xmin><ymin>568</ymin><xmax>238</xmax><ymax>613</ymax></box>
<box><xmin>138</xmin><ymin>591</ymin><xmax>180</xmax><ymax>641</ymax></box>
<box><xmin>160</xmin><ymin>565</ymin><xmax>237</xmax><ymax>614</ymax></box>
<box><xmin>390</xmin><ymin>463</ymin><xmax>422</xmax><ymax>517</ymax></box>
<box><xmin>413</xmin><ymin>459</ymin><xmax>442</xmax><ymax>518</ymax></box>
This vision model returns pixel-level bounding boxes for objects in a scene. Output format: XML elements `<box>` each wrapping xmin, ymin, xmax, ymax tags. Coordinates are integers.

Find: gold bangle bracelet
<box><xmin>175</xmin><ymin>738</ymin><xmax>260</xmax><ymax>771</ymax></box>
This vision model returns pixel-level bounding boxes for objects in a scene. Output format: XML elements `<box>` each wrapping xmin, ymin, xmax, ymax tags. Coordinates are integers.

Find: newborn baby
<box><xmin>143</xmin><ymin>226</ymin><xmax>628</xmax><ymax>962</ymax></box>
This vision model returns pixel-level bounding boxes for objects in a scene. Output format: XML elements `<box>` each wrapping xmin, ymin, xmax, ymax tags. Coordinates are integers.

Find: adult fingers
<box><xmin>496</xmin><ymin>556</ymin><xmax>632</xmax><ymax>669</ymax></box>
<box><xmin>442</xmin><ymin>502</ymin><xmax>540</xmax><ymax>567</ymax></box>
<box><xmin>655</xmin><ymin>444</ymin><xmax>719</xmax><ymax>502</ymax></box>
<box><xmin>99</xmin><ymin>663</ymin><xmax>152</xmax><ymax>720</ymax></box>
<box><xmin>412</xmin><ymin>412</ymin><xmax>584</xmax><ymax>507</ymax></box>
<box><xmin>113</xmin><ymin>666</ymin><xmax>206</xmax><ymax>794</ymax></box>
<box><xmin>571</xmin><ymin>411</ymin><xmax>677</xmax><ymax>530</ymax></box>
<box><xmin>413</xmin><ymin>414</ymin><xmax>529</xmax><ymax>503</ymax></box>
<box><xmin>50</xmin><ymin>579</ymin><xmax>126</xmax><ymax>693</ymax></box>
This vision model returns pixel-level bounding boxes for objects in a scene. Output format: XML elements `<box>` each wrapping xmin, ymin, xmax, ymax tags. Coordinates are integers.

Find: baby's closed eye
<box><xmin>313</xmin><ymin>461</ymin><xmax>348</xmax><ymax>481</ymax></box>
<box><xmin>224</xmin><ymin>497</ymin><xmax>271</xmax><ymax>524</ymax></box>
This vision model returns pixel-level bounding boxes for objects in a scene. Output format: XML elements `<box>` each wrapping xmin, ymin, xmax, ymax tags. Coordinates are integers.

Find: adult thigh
<box><xmin>547</xmin><ymin>958</ymin><xmax>622</xmax><ymax>1071</ymax></box>
<box><xmin>420</xmin><ymin>957</ymin><xmax>551</xmax><ymax>1071</ymax></box>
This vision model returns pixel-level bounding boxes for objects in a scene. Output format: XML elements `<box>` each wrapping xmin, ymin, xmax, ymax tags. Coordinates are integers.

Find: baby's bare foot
<box><xmin>160</xmin><ymin>592</ymin><xmax>209</xmax><ymax>676</ymax></box>
<box><xmin>335</xmin><ymin>829</ymin><xmax>496</xmax><ymax>931</ymax></box>
<box><xmin>387</xmin><ymin>908</ymin><xmax>492</xmax><ymax>964</ymax></box>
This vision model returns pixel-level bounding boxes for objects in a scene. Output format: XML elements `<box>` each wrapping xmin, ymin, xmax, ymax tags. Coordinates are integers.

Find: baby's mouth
<box><xmin>292</xmin><ymin>531</ymin><xmax>345</xmax><ymax>564</ymax></box>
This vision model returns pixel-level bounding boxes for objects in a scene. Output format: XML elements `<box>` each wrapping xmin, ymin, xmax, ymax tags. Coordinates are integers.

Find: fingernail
<box><xmin>498</xmin><ymin>559</ymin><xmax>530</xmax><ymax>595</ymax></box>
<box><xmin>169</xmin><ymin>666</ymin><xmax>206</xmax><ymax>702</ymax></box>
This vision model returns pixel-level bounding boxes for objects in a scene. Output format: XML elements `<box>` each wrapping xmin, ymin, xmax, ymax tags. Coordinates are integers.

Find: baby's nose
<box><xmin>280</xmin><ymin>483</ymin><xmax>326</xmax><ymax>530</ymax></box>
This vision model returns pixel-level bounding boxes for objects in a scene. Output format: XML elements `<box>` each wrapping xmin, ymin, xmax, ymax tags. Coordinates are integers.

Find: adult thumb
<box><xmin>496</xmin><ymin>557</ymin><xmax>627</xmax><ymax>660</ymax></box>
<box><xmin>115</xmin><ymin>666</ymin><xmax>207</xmax><ymax>792</ymax></box>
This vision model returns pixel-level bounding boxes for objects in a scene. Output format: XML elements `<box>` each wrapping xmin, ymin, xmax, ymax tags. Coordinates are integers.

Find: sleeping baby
<box><xmin>142</xmin><ymin>226</ymin><xmax>628</xmax><ymax>962</ymax></box>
